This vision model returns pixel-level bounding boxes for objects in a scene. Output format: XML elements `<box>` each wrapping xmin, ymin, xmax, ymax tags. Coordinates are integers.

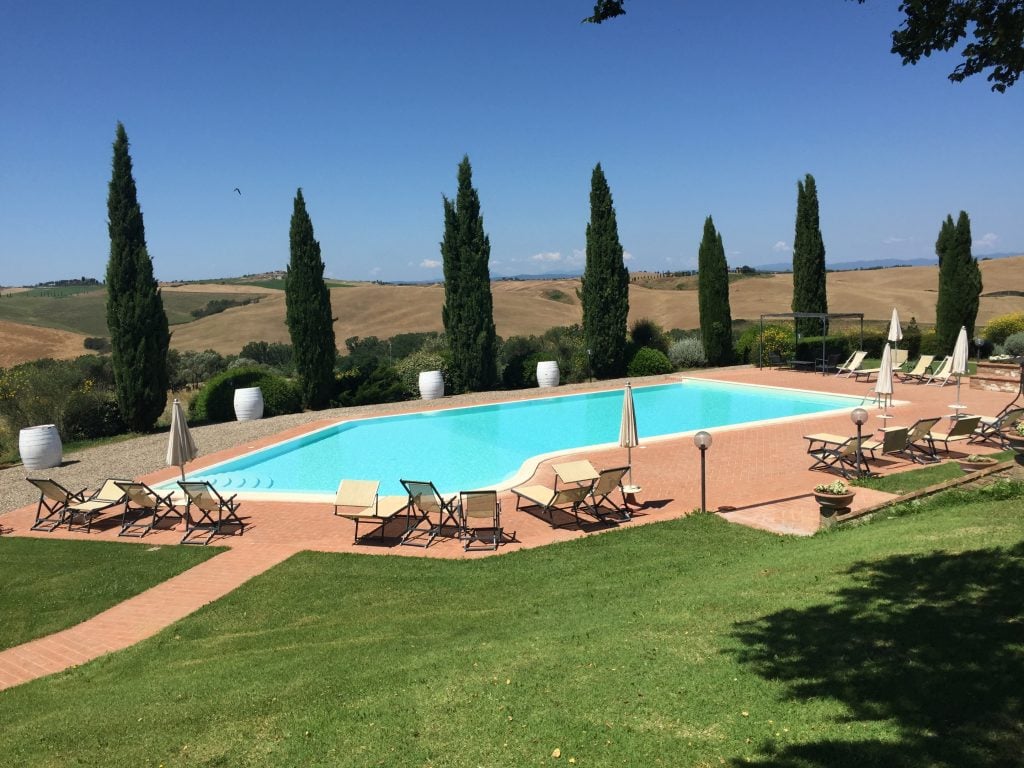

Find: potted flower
<box><xmin>812</xmin><ymin>479</ymin><xmax>856</xmax><ymax>511</ymax></box>
<box><xmin>1004</xmin><ymin>420</ymin><xmax>1024</xmax><ymax>453</ymax></box>
<box><xmin>957</xmin><ymin>454</ymin><xmax>999</xmax><ymax>473</ymax></box>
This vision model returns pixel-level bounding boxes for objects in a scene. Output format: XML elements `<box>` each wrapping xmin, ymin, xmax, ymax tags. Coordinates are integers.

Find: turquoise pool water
<box><xmin>177</xmin><ymin>379</ymin><xmax>855</xmax><ymax>498</ymax></box>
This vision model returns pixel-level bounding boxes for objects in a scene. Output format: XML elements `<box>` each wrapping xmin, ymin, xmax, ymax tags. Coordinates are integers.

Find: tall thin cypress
<box><xmin>935</xmin><ymin>211</ymin><xmax>983</xmax><ymax>350</ymax></box>
<box><xmin>440</xmin><ymin>156</ymin><xmax>497</xmax><ymax>393</ymax></box>
<box><xmin>285</xmin><ymin>189</ymin><xmax>336</xmax><ymax>409</ymax></box>
<box><xmin>105</xmin><ymin>122</ymin><xmax>170</xmax><ymax>432</ymax></box>
<box><xmin>581</xmin><ymin>163</ymin><xmax>630</xmax><ymax>378</ymax></box>
<box><xmin>697</xmin><ymin>216</ymin><xmax>734</xmax><ymax>366</ymax></box>
<box><xmin>791</xmin><ymin>174</ymin><xmax>828</xmax><ymax>337</ymax></box>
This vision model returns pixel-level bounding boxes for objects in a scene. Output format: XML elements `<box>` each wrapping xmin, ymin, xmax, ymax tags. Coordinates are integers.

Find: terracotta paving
<box><xmin>0</xmin><ymin>366</ymin><xmax>1016</xmax><ymax>690</ymax></box>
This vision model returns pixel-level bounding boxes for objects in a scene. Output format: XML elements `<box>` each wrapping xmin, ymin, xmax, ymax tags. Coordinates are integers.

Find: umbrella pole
<box><xmin>627</xmin><ymin>446</ymin><xmax>632</xmax><ymax>484</ymax></box>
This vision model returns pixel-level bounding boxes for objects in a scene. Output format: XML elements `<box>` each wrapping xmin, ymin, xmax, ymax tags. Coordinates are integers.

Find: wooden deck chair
<box><xmin>27</xmin><ymin>478</ymin><xmax>87</xmax><ymax>532</ymax></box>
<box><xmin>512</xmin><ymin>480</ymin><xmax>596</xmax><ymax>527</ymax></box>
<box><xmin>114</xmin><ymin>481</ymin><xmax>179</xmax><ymax>537</ymax></box>
<box><xmin>836</xmin><ymin>351</ymin><xmax>867</xmax><ymax>377</ymax></box>
<box><xmin>589</xmin><ymin>465</ymin><xmax>632</xmax><ymax>521</ymax></box>
<box><xmin>64</xmin><ymin>478</ymin><xmax>129</xmax><ymax>532</ymax></box>
<box><xmin>333</xmin><ymin>479</ymin><xmax>409</xmax><ymax>543</ymax></box>
<box><xmin>178</xmin><ymin>481</ymin><xmax>244</xmax><ymax>545</ymax></box>
<box><xmin>926</xmin><ymin>415</ymin><xmax>982</xmax><ymax>455</ymax></box>
<box><xmin>904</xmin><ymin>416</ymin><xmax>943</xmax><ymax>463</ymax></box>
<box><xmin>970</xmin><ymin>406</ymin><xmax>1024</xmax><ymax>448</ymax></box>
<box><xmin>896</xmin><ymin>354</ymin><xmax>935</xmax><ymax>383</ymax></box>
<box><xmin>400</xmin><ymin>479</ymin><xmax>460</xmax><ymax>548</ymax></box>
<box><xmin>926</xmin><ymin>356</ymin><xmax>954</xmax><ymax>386</ymax></box>
<box><xmin>863</xmin><ymin>427</ymin><xmax>912</xmax><ymax>462</ymax></box>
<box><xmin>805</xmin><ymin>434</ymin><xmax>867</xmax><ymax>479</ymax></box>
<box><xmin>460</xmin><ymin>490</ymin><xmax>503</xmax><ymax>551</ymax></box>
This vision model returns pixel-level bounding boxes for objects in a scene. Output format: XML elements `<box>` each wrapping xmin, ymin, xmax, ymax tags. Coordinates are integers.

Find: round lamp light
<box><xmin>693</xmin><ymin>430</ymin><xmax>713</xmax><ymax>450</ymax></box>
<box><xmin>850</xmin><ymin>408</ymin><xmax>869</xmax><ymax>427</ymax></box>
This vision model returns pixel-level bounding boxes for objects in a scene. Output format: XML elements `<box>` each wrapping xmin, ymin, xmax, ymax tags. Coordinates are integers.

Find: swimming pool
<box><xmin>174</xmin><ymin>379</ymin><xmax>857</xmax><ymax>499</ymax></box>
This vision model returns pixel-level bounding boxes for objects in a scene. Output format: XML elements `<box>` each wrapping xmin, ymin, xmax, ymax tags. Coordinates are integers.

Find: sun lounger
<box><xmin>114</xmin><ymin>480</ymin><xmax>179</xmax><ymax>537</ymax></box>
<box><xmin>178</xmin><ymin>480</ymin><xmax>245</xmax><ymax>545</ymax></box>
<box><xmin>333</xmin><ymin>479</ymin><xmax>409</xmax><ymax>543</ymax></box>
<box><xmin>64</xmin><ymin>478</ymin><xmax>130</xmax><ymax>532</ymax></box>
<box><xmin>589</xmin><ymin>465</ymin><xmax>632</xmax><ymax>521</ymax></box>
<box><xmin>892</xmin><ymin>349</ymin><xmax>909</xmax><ymax>369</ymax></box>
<box><xmin>926</xmin><ymin>415</ymin><xmax>982</xmax><ymax>454</ymax></box>
<box><xmin>970</xmin><ymin>406</ymin><xmax>1024</xmax><ymax>448</ymax></box>
<box><xmin>851</xmin><ymin>366</ymin><xmax>881</xmax><ymax>382</ymax></box>
<box><xmin>925</xmin><ymin>356</ymin><xmax>954</xmax><ymax>386</ymax></box>
<box><xmin>903</xmin><ymin>416</ymin><xmax>943</xmax><ymax>463</ymax></box>
<box><xmin>804</xmin><ymin>433</ymin><xmax>868</xmax><ymax>479</ymax></box>
<box><xmin>862</xmin><ymin>427</ymin><xmax>912</xmax><ymax>462</ymax></box>
<box><xmin>512</xmin><ymin>481</ymin><xmax>596</xmax><ymax>527</ymax></box>
<box><xmin>27</xmin><ymin>478</ymin><xmax>87</xmax><ymax>531</ymax></box>
<box><xmin>460</xmin><ymin>490</ymin><xmax>504</xmax><ymax>551</ymax></box>
<box><xmin>896</xmin><ymin>354</ymin><xmax>936</xmax><ymax>383</ymax></box>
<box><xmin>836</xmin><ymin>351</ymin><xmax>867</xmax><ymax>377</ymax></box>
<box><xmin>400</xmin><ymin>479</ymin><xmax>460</xmax><ymax>548</ymax></box>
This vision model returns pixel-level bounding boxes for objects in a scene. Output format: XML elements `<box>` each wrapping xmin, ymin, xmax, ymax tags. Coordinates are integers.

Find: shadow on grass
<box><xmin>730</xmin><ymin>542</ymin><xmax>1024</xmax><ymax>767</ymax></box>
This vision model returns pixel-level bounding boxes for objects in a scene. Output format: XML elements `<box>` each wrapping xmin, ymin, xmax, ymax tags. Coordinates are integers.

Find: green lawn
<box><xmin>1</xmin><ymin>485</ymin><xmax>1022</xmax><ymax>767</ymax></box>
<box><xmin>0</xmin><ymin>289</ymin><xmax>267</xmax><ymax>337</ymax></box>
<box><xmin>0</xmin><ymin>538</ymin><xmax>221</xmax><ymax>650</ymax></box>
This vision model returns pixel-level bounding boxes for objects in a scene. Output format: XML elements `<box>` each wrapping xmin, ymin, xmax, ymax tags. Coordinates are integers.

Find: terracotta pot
<box><xmin>957</xmin><ymin>459</ymin><xmax>997</xmax><ymax>473</ymax></box>
<box><xmin>813</xmin><ymin>491</ymin><xmax>855</xmax><ymax>511</ymax></box>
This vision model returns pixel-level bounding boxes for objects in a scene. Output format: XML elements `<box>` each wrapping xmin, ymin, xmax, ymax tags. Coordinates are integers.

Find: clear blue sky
<box><xmin>2</xmin><ymin>1</ymin><xmax>1021</xmax><ymax>285</ymax></box>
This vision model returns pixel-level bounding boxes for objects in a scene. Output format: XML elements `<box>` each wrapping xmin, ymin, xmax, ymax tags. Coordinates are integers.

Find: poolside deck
<box><xmin>0</xmin><ymin>365</ymin><xmax>1016</xmax><ymax>689</ymax></box>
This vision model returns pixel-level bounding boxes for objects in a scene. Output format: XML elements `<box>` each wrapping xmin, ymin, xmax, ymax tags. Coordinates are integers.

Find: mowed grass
<box><xmin>0</xmin><ymin>538</ymin><xmax>221</xmax><ymax>650</ymax></box>
<box><xmin>0</xmin><ymin>289</ymin><xmax>266</xmax><ymax>337</ymax></box>
<box><xmin>2</xmin><ymin>488</ymin><xmax>1022</xmax><ymax>767</ymax></box>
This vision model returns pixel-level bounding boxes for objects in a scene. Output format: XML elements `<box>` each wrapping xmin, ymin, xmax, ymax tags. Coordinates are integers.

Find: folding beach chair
<box><xmin>178</xmin><ymin>481</ymin><xmax>245</xmax><ymax>545</ymax></box>
<box><xmin>114</xmin><ymin>480</ymin><xmax>179</xmax><ymax>537</ymax></box>
<box><xmin>904</xmin><ymin>416</ymin><xmax>943</xmax><ymax>463</ymax></box>
<box><xmin>400</xmin><ymin>479</ymin><xmax>460</xmax><ymax>548</ymax></box>
<box><xmin>836</xmin><ymin>351</ymin><xmax>867</xmax><ymax>377</ymax></box>
<box><xmin>64</xmin><ymin>478</ymin><xmax>130</xmax><ymax>532</ymax></box>
<box><xmin>862</xmin><ymin>427</ymin><xmax>912</xmax><ymax>463</ymax></box>
<box><xmin>925</xmin><ymin>356</ymin><xmax>954</xmax><ymax>386</ymax></box>
<box><xmin>512</xmin><ymin>481</ymin><xmax>596</xmax><ymax>527</ymax></box>
<box><xmin>459</xmin><ymin>490</ymin><xmax>504</xmax><ymax>551</ymax></box>
<box><xmin>804</xmin><ymin>434</ymin><xmax>867</xmax><ymax>479</ymax></box>
<box><xmin>333</xmin><ymin>479</ymin><xmax>409</xmax><ymax>543</ymax></box>
<box><xmin>926</xmin><ymin>415</ymin><xmax>982</xmax><ymax>455</ymax></box>
<box><xmin>26</xmin><ymin>478</ymin><xmax>86</xmax><ymax>532</ymax></box>
<box><xmin>896</xmin><ymin>354</ymin><xmax>936</xmax><ymax>383</ymax></box>
<box><xmin>970</xmin><ymin>406</ymin><xmax>1024</xmax><ymax>448</ymax></box>
<box><xmin>588</xmin><ymin>465</ymin><xmax>632</xmax><ymax>521</ymax></box>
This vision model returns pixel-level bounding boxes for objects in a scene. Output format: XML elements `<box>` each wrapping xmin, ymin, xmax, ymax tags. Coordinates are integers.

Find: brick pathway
<box><xmin>0</xmin><ymin>367</ymin><xmax>1015</xmax><ymax>690</ymax></box>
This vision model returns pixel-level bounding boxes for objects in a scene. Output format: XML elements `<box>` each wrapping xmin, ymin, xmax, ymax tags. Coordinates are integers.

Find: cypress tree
<box><xmin>581</xmin><ymin>163</ymin><xmax>630</xmax><ymax>378</ymax></box>
<box><xmin>697</xmin><ymin>216</ymin><xmax>734</xmax><ymax>366</ymax></box>
<box><xmin>285</xmin><ymin>189</ymin><xmax>336</xmax><ymax>409</ymax></box>
<box><xmin>440</xmin><ymin>156</ymin><xmax>497</xmax><ymax>393</ymax></box>
<box><xmin>791</xmin><ymin>174</ymin><xmax>828</xmax><ymax>337</ymax></box>
<box><xmin>935</xmin><ymin>211</ymin><xmax>983</xmax><ymax>350</ymax></box>
<box><xmin>105</xmin><ymin>122</ymin><xmax>170</xmax><ymax>432</ymax></box>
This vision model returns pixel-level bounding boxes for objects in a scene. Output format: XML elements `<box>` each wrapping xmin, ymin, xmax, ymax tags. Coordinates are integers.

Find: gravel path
<box><xmin>1</xmin><ymin>377</ymin><xmax>645</xmax><ymax>515</ymax></box>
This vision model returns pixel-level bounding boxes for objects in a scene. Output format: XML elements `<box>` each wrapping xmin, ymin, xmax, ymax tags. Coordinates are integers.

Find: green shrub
<box><xmin>795</xmin><ymin>334</ymin><xmax>851</xmax><ymax>362</ymax></box>
<box><xmin>188</xmin><ymin>368</ymin><xmax>302</xmax><ymax>423</ymax></box>
<box><xmin>630</xmin><ymin>318</ymin><xmax>669</xmax><ymax>354</ymax></box>
<box><xmin>333</xmin><ymin>365</ymin><xmax>406</xmax><ymax>407</ymax></box>
<box><xmin>627</xmin><ymin>347</ymin><xmax>673</xmax><ymax>377</ymax></box>
<box><xmin>919</xmin><ymin>330</ymin><xmax>941</xmax><ymax>356</ymax></box>
<box><xmin>1003</xmin><ymin>331</ymin><xmax>1024</xmax><ymax>357</ymax></box>
<box><xmin>668</xmin><ymin>338</ymin><xmax>706</xmax><ymax>369</ymax></box>
<box><xmin>903</xmin><ymin>317</ymin><xmax>922</xmax><ymax>358</ymax></box>
<box><xmin>735</xmin><ymin>324</ymin><xmax>794</xmax><ymax>364</ymax></box>
<box><xmin>499</xmin><ymin>335</ymin><xmax>544</xmax><ymax>389</ymax></box>
<box><xmin>61</xmin><ymin>391</ymin><xmax>124</xmax><ymax>441</ymax></box>
<box><xmin>982</xmin><ymin>312</ymin><xmax>1024</xmax><ymax>346</ymax></box>
<box><xmin>394</xmin><ymin>350</ymin><xmax>449</xmax><ymax>397</ymax></box>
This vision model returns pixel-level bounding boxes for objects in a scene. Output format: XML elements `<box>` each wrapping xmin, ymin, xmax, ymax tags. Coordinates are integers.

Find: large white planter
<box><xmin>536</xmin><ymin>360</ymin><xmax>560</xmax><ymax>388</ymax></box>
<box><xmin>233</xmin><ymin>386</ymin><xmax>264</xmax><ymax>421</ymax></box>
<box><xmin>19</xmin><ymin>424</ymin><xmax>62</xmax><ymax>471</ymax></box>
<box><xmin>418</xmin><ymin>370</ymin><xmax>444</xmax><ymax>400</ymax></box>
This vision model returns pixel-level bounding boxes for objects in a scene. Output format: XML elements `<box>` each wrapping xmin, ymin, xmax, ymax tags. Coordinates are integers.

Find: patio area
<box><xmin>0</xmin><ymin>364</ymin><xmax>1017</xmax><ymax>689</ymax></box>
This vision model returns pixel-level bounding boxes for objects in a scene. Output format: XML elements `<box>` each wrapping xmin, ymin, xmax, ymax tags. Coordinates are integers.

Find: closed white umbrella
<box><xmin>619</xmin><ymin>381</ymin><xmax>639</xmax><ymax>484</ymax></box>
<box><xmin>887</xmin><ymin>308</ymin><xmax>903</xmax><ymax>347</ymax></box>
<box><xmin>951</xmin><ymin>326</ymin><xmax>970</xmax><ymax>405</ymax></box>
<box><xmin>876</xmin><ymin>344</ymin><xmax>894</xmax><ymax>413</ymax></box>
<box><xmin>167</xmin><ymin>398</ymin><xmax>198</xmax><ymax>480</ymax></box>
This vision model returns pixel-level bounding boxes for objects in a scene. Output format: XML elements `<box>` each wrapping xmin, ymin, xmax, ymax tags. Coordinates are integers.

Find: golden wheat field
<box><xmin>2</xmin><ymin>256</ymin><xmax>1021</xmax><ymax>366</ymax></box>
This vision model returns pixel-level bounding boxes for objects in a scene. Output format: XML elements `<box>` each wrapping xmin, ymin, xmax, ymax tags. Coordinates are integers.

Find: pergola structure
<box><xmin>758</xmin><ymin>312</ymin><xmax>864</xmax><ymax>374</ymax></box>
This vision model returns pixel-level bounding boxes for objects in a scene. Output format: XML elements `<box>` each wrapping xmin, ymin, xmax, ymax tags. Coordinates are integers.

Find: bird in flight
<box><xmin>233</xmin><ymin>187</ymin><xmax>242</xmax><ymax>195</ymax></box>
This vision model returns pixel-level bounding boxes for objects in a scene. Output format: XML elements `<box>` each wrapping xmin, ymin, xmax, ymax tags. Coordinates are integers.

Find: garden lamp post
<box><xmin>587</xmin><ymin>348</ymin><xmax>592</xmax><ymax>382</ymax></box>
<box><xmin>851</xmin><ymin>407</ymin><xmax>868</xmax><ymax>478</ymax></box>
<box><xmin>693</xmin><ymin>430</ymin><xmax>712</xmax><ymax>514</ymax></box>
<box><xmin>974</xmin><ymin>336</ymin><xmax>983</xmax><ymax>367</ymax></box>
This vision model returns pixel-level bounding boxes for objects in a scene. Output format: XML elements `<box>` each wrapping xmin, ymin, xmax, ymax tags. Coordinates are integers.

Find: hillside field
<box><xmin>1</xmin><ymin>256</ymin><xmax>1021</xmax><ymax>365</ymax></box>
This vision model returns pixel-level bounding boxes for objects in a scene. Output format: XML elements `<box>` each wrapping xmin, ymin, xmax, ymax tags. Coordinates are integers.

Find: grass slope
<box><xmin>0</xmin><ymin>538</ymin><xmax>221</xmax><ymax>650</ymax></box>
<box><xmin>1</xmin><ymin>485</ymin><xmax>1022</xmax><ymax>767</ymax></box>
